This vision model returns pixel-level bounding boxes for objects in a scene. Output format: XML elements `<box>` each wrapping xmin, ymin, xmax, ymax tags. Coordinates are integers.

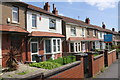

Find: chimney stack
<box><xmin>52</xmin><ymin>4</ymin><xmax>58</xmax><ymax>15</ymax></box>
<box><xmin>112</xmin><ymin>28</ymin><xmax>115</xmax><ymax>32</ymax></box>
<box><xmin>85</xmin><ymin>18</ymin><xmax>90</xmax><ymax>24</ymax></box>
<box><xmin>44</xmin><ymin>2</ymin><xmax>50</xmax><ymax>12</ymax></box>
<box><xmin>102</xmin><ymin>22</ymin><xmax>106</xmax><ymax>29</ymax></box>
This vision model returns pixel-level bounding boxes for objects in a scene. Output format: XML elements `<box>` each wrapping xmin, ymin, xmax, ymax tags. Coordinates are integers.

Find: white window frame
<box><xmin>44</xmin><ymin>38</ymin><xmax>61</xmax><ymax>54</ymax></box>
<box><xmin>93</xmin><ymin>30</ymin><xmax>96</xmax><ymax>36</ymax></box>
<box><xmin>71</xmin><ymin>26</ymin><xmax>76</xmax><ymax>36</ymax></box>
<box><xmin>82</xmin><ymin>28</ymin><xmax>85</xmax><ymax>37</ymax></box>
<box><xmin>32</xmin><ymin>14</ymin><xmax>37</xmax><ymax>28</ymax></box>
<box><xmin>49</xmin><ymin>18</ymin><xmax>56</xmax><ymax>30</ymax></box>
<box><xmin>30</xmin><ymin>42</ymin><xmax>39</xmax><ymax>62</ymax></box>
<box><xmin>12</xmin><ymin>6</ymin><xmax>19</xmax><ymax>23</ymax></box>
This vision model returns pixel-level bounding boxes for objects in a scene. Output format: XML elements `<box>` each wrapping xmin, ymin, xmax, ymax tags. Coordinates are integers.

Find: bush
<box><xmin>29</xmin><ymin>62</ymin><xmax>62</xmax><ymax>70</ymax></box>
<box><xmin>47</xmin><ymin>56</ymin><xmax>76</xmax><ymax>65</ymax></box>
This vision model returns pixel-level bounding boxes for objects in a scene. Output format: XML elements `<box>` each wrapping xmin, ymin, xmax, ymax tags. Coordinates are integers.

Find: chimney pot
<box><xmin>85</xmin><ymin>18</ymin><xmax>90</xmax><ymax>24</ymax></box>
<box><xmin>102</xmin><ymin>22</ymin><xmax>106</xmax><ymax>29</ymax></box>
<box><xmin>52</xmin><ymin>4</ymin><xmax>58</xmax><ymax>15</ymax></box>
<box><xmin>112</xmin><ymin>28</ymin><xmax>115</xmax><ymax>32</ymax></box>
<box><xmin>44</xmin><ymin>2</ymin><xmax>50</xmax><ymax>12</ymax></box>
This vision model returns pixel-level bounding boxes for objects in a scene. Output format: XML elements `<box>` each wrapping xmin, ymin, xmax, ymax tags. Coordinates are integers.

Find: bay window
<box><xmin>45</xmin><ymin>39</ymin><xmax>61</xmax><ymax>54</ymax></box>
<box><xmin>45</xmin><ymin>40</ymin><xmax>51</xmax><ymax>53</ymax></box>
<box><xmin>57</xmin><ymin>40</ymin><xmax>60</xmax><ymax>51</ymax></box>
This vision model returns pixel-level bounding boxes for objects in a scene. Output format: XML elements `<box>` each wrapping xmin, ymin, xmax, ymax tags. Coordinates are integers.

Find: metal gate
<box><xmin>83</xmin><ymin>55</ymin><xmax>89</xmax><ymax>78</ymax></box>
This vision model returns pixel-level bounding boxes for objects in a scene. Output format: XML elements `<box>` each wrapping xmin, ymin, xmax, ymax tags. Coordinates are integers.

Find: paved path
<box><xmin>96</xmin><ymin>55</ymin><xmax>119</xmax><ymax>79</ymax></box>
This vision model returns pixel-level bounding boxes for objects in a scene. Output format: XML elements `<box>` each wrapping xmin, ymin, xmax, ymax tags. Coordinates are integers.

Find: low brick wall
<box><xmin>107</xmin><ymin>49</ymin><xmax>117</xmax><ymax>66</ymax></box>
<box><xmin>88</xmin><ymin>53</ymin><xmax>104</xmax><ymax>77</ymax></box>
<box><xmin>48</xmin><ymin>61</ymin><xmax>84</xmax><ymax>78</ymax></box>
<box><xmin>21</xmin><ymin>57</ymin><xmax>84</xmax><ymax>80</ymax></box>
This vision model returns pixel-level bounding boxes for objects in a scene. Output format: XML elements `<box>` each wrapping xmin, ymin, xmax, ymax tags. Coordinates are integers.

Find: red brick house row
<box><xmin>0</xmin><ymin>1</ymin><xmax>120</xmax><ymax>67</ymax></box>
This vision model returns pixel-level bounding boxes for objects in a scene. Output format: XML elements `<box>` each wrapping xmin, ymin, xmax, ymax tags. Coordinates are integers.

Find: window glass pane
<box><xmin>31</xmin><ymin>43</ymin><xmax>37</xmax><ymax>53</ymax></box>
<box><xmin>12</xmin><ymin>7</ymin><xmax>18</xmax><ymax>22</ymax></box>
<box><xmin>57</xmin><ymin>40</ymin><xmax>60</xmax><ymax>51</ymax></box>
<box><xmin>45</xmin><ymin>40</ymin><xmax>51</xmax><ymax>53</ymax></box>
<box><xmin>53</xmin><ymin>40</ymin><xmax>56</xmax><ymax>52</ymax></box>
<box><xmin>70</xmin><ymin>43</ymin><xmax>74</xmax><ymax>52</ymax></box>
<box><xmin>78</xmin><ymin>43</ymin><xmax>80</xmax><ymax>51</ymax></box>
<box><xmin>82</xmin><ymin>28</ymin><xmax>84</xmax><ymax>36</ymax></box>
<box><xmin>49</xmin><ymin>19</ymin><xmax>56</xmax><ymax>29</ymax></box>
<box><xmin>75</xmin><ymin>43</ymin><xmax>77</xmax><ymax>52</ymax></box>
<box><xmin>71</xmin><ymin>27</ymin><xmax>76</xmax><ymax>36</ymax></box>
<box><xmin>32</xmin><ymin>55</ymin><xmax>36</xmax><ymax>61</ymax></box>
<box><xmin>32</xmin><ymin>14</ymin><xmax>37</xmax><ymax>27</ymax></box>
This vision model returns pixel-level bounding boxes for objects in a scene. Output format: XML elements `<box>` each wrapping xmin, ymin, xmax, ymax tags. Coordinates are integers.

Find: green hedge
<box><xmin>29</xmin><ymin>62</ymin><xmax>62</xmax><ymax>70</ymax></box>
<box><xmin>47</xmin><ymin>56</ymin><xmax>76</xmax><ymax>65</ymax></box>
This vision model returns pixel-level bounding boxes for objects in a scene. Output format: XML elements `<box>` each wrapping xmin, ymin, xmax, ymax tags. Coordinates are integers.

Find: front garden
<box><xmin>29</xmin><ymin>55</ymin><xmax>76</xmax><ymax>70</ymax></box>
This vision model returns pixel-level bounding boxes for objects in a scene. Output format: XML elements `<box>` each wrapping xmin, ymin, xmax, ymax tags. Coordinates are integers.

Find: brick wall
<box><xmin>2</xmin><ymin>33</ymin><xmax>27</xmax><ymax>67</ymax></box>
<box><xmin>88</xmin><ymin>53</ymin><xmax>104</xmax><ymax>77</ymax></box>
<box><xmin>107</xmin><ymin>49</ymin><xmax>117</xmax><ymax>66</ymax></box>
<box><xmin>47</xmin><ymin>56</ymin><xmax>84</xmax><ymax>78</ymax></box>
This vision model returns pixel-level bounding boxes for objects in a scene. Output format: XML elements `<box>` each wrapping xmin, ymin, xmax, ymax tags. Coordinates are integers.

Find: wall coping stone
<box><xmin>94</xmin><ymin>54</ymin><xmax>104</xmax><ymax>60</ymax></box>
<box><xmin>108</xmin><ymin>49</ymin><xmax>116</xmax><ymax>54</ymax></box>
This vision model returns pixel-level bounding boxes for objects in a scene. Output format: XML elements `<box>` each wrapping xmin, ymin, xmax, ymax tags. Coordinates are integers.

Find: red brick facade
<box><xmin>2</xmin><ymin>33</ymin><xmax>27</xmax><ymax>67</ymax></box>
<box><xmin>107</xmin><ymin>50</ymin><xmax>117</xmax><ymax>66</ymax></box>
<box><xmin>88</xmin><ymin>53</ymin><xmax>104</xmax><ymax>77</ymax></box>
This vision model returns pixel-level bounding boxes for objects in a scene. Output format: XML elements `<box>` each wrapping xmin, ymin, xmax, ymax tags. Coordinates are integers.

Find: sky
<box><xmin>21</xmin><ymin>0</ymin><xmax>119</xmax><ymax>31</ymax></box>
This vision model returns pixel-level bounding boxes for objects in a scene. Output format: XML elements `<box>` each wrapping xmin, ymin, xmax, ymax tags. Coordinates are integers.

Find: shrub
<box><xmin>47</xmin><ymin>56</ymin><xmax>76</xmax><ymax>65</ymax></box>
<box><xmin>29</xmin><ymin>62</ymin><xmax>62</xmax><ymax>70</ymax></box>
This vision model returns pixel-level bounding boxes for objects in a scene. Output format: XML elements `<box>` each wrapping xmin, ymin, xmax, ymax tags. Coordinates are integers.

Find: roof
<box><xmin>29</xmin><ymin>31</ymin><xmax>65</xmax><ymax>38</ymax></box>
<box><xmin>68</xmin><ymin>37</ymin><xmax>102</xmax><ymax>41</ymax></box>
<box><xmin>27</xmin><ymin>4</ymin><xmax>62</xmax><ymax>19</ymax></box>
<box><xmin>0</xmin><ymin>25</ymin><xmax>28</xmax><ymax>33</ymax></box>
<box><xmin>61</xmin><ymin>16</ymin><xmax>116</xmax><ymax>34</ymax></box>
<box><xmin>61</xmin><ymin>16</ymin><xmax>90</xmax><ymax>27</ymax></box>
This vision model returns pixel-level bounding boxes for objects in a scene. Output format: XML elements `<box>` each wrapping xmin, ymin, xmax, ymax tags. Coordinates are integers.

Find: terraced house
<box><xmin>0</xmin><ymin>2</ymin><xmax>28</xmax><ymax>67</ymax></box>
<box><xmin>62</xmin><ymin>17</ymin><xmax>105</xmax><ymax>53</ymax></box>
<box><xmin>26</xmin><ymin>2</ymin><xmax>64</xmax><ymax>61</ymax></box>
<box><xmin>0</xmin><ymin>1</ymin><xmax>120</xmax><ymax>68</ymax></box>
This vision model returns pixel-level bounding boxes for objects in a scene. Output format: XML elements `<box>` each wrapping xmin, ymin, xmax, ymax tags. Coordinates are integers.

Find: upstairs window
<box><xmin>49</xmin><ymin>18</ymin><xmax>56</xmax><ymax>29</ymax></box>
<box><xmin>87</xmin><ymin>29</ymin><xmax>89</xmax><ymax>35</ymax></box>
<box><xmin>12</xmin><ymin>7</ymin><xmax>19</xmax><ymax>23</ymax></box>
<box><xmin>93</xmin><ymin>30</ymin><xmax>96</xmax><ymax>36</ymax></box>
<box><xmin>71</xmin><ymin>27</ymin><xmax>76</xmax><ymax>36</ymax></box>
<box><xmin>100</xmin><ymin>32</ymin><xmax>102</xmax><ymax>38</ymax></box>
<box><xmin>82</xmin><ymin>28</ymin><xmax>85</xmax><ymax>37</ymax></box>
<box><xmin>32</xmin><ymin>14</ymin><xmax>37</xmax><ymax>27</ymax></box>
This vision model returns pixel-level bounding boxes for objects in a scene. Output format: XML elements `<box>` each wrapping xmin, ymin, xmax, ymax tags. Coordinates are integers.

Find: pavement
<box><xmin>96</xmin><ymin>55</ymin><xmax>119</xmax><ymax>79</ymax></box>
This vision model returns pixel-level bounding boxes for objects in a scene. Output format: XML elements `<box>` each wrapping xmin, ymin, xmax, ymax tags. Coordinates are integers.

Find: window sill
<box><xmin>49</xmin><ymin>29</ymin><xmax>56</xmax><ymax>31</ymax></box>
<box><xmin>11</xmin><ymin>21</ymin><xmax>20</xmax><ymax>24</ymax></box>
<box><xmin>32</xmin><ymin>27</ymin><xmax>37</xmax><ymax>29</ymax></box>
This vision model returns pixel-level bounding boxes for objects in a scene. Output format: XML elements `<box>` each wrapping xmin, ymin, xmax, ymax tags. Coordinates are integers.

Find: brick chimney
<box><xmin>44</xmin><ymin>2</ymin><xmax>50</xmax><ymax>12</ymax></box>
<box><xmin>112</xmin><ymin>28</ymin><xmax>115</xmax><ymax>32</ymax></box>
<box><xmin>85</xmin><ymin>18</ymin><xmax>90</xmax><ymax>24</ymax></box>
<box><xmin>52</xmin><ymin>4</ymin><xmax>58</xmax><ymax>15</ymax></box>
<box><xmin>102</xmin><ymin>22</ymin><xmax>106</xmax><ymax>29</ymax></box>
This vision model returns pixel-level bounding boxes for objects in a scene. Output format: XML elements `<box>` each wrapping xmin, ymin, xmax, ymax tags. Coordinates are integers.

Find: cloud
<box><xmin>84</xmin><ymin>0</ymin><xmax>118</xmax><ymax>11</ymax></box>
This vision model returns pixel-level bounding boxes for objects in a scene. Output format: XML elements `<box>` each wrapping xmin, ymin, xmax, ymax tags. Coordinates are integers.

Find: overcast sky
<box><xmin>21</xmin><ymin>0</ymin><xmax>119</xmax><ymax>31</ymax></box>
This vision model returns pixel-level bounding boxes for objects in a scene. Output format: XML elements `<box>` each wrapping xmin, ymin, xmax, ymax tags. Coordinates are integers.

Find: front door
<box><xmin>30</xmin><ymin>42</ymin><xmax>39</xmax><ymax>62</ymax></box>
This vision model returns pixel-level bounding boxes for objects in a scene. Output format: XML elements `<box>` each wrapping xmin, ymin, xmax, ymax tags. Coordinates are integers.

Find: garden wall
<box><xmin>88</xmin><ymin>53</ymin><xmax>104</xmax><ymax>77</ymax></box>
<box><xmin>43</xmin><ymin>56</ymin><xmax>84</xmax><ymax>79</ymax></box>
<box><xmin>106</xmin><ymin>49</ymin><xmax>117</xmax><ymax>66</ymax></box>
